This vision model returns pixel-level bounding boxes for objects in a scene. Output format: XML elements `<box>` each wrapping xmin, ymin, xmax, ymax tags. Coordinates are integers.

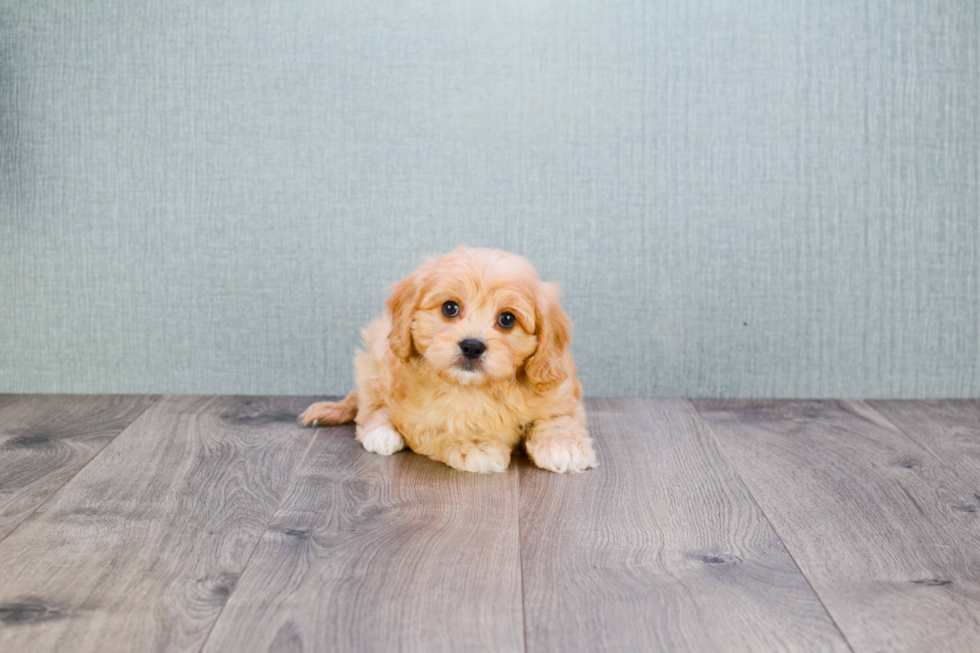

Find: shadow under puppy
<box><xmin>300</xmin><ymin>247</ymin><xmax>596</xmax><ymax>474</ymax></box>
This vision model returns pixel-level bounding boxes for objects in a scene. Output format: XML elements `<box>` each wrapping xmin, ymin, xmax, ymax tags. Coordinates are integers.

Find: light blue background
<box><xmin>1</xmin><ymin>1</ymin><xmax>978</xmax><ymax>397</ymax></box>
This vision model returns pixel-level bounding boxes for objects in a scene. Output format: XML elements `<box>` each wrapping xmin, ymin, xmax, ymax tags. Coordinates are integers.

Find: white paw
<box><xmin>360</xmin><ymin>426</ymin><xmax>405</xmax><ymax>456</ymax></box>
<box><xmin>527</xmin><ymin>436</ymin><xmax>596</xmax><ymax>474</ymax></box>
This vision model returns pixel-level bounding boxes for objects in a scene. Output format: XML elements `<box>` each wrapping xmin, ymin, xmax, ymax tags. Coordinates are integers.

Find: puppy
<box><xmin>300</xmin><ymin>247</ymin><xmax>596</xmax><ymax>474</ymax></box>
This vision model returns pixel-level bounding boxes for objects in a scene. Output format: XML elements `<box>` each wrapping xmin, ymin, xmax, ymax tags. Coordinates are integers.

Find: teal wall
<box><xmin>1</xmin><ymin>1</ymin><xmax>978</xmax><ymax>397</ymax></box>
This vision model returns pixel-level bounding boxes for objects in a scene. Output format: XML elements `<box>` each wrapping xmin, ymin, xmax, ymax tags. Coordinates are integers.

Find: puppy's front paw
<box><xmin>446</xmin><ymin>440</ymin><xmax>510</xmax><ymax>474</ymax></box>
<box><xmin>526</xmin><ymin>433</ymin><xmax>596</xmax><ymax>474</ymax></box>
<box><xmin>360</xmin><ymin>426</ymin><xmax>406</xmax><ymax>456</ymax></box>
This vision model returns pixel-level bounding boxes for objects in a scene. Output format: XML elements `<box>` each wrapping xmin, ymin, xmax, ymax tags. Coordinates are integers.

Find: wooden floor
<box><xmin>1</xmin><ymin>397</ymin><xmax>979</xmax><ymax>652</ymax></box>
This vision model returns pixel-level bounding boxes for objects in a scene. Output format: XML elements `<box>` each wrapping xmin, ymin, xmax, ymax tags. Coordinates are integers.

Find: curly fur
<box><xmin>300</xmin><ymin>247</ymin><xmax>596</xmax><ymax>474</ymax></box>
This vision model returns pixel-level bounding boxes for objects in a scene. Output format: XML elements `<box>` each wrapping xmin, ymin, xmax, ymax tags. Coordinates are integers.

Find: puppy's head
<box><xmin>386</xmin><ymin>247</ymin><xmax>572</xmax><ymax>389</ymax></box>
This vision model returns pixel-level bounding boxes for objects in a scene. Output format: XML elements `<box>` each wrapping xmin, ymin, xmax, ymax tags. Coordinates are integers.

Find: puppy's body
<box><xmin>302</xmin><ymin>248</ymin><xmax>596</xmax><ymax>474</ymax></box>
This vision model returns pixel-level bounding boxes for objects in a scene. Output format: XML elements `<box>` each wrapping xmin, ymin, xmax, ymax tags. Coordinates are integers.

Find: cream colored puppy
<box><xmin>300</xmin><ymin>247</ymin><xmax>596</xmax><ymax>474</ymax></box>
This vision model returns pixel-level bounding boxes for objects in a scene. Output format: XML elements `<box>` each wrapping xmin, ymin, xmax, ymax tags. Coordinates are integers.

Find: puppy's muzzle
<box><xmin>458</xmin><ymin>339</ymin><xmax>486</xmax><ymax>360</ymax></box>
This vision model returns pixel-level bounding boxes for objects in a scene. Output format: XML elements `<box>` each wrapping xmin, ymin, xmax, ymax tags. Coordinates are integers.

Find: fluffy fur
<box><xmin>300</xmin><ymin>247</ymin><xmax>596</xmax><ymax>474</ymax></box>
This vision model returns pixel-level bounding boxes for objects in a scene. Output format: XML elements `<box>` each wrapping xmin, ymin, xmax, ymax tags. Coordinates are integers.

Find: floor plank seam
<box><xmin>516</xmin><ymin>463</ymin><xmax>529</xmax><ymax>653</ymax></box>
<box><xmin>193</xmin><ymin>421</ymin><xmax>320</xmax><ymax>653</ymax></box>
<box><xmin>860</xmin><ymin>401</ymin><xmax>980</xmax><ymax>490</ymax></box>
<box><xmin>0</xmin><ymin>394</ymin><xmax>162</xmax><ymax>548</ymax></box>
<box><xmin>685</xmin><ymin>400</ymin><xmax>858</xmax><ymax>653</ymax></box>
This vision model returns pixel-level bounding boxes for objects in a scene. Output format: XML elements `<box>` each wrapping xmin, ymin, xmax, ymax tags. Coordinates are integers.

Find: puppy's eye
<box><xmin>442</xmin><ymin>301</ymin><xmax>460</xmax><ymax>318</ymax></box>
<box><xmin>497</xmin><ymin>312</ymin><xmax>516</xmax><ymax>329</ymax></box>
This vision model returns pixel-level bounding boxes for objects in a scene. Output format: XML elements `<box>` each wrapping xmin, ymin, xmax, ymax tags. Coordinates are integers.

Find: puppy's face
<box><xmin>413</xmin><ymin>268</ymin><xmax>538</xmax><ymax>386</ymax></box>
<box><xmin>386</xmin><ymin>248</ymin><xmax>572</xmax><ymax>389</ymax></box>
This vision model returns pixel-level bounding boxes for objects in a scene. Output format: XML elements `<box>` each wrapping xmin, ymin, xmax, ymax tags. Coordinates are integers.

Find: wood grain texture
<box><xmin>0</xmin><ymin>394</ymin><xmax>158</xmax><ymax>541</ymax></box>
<box><xmin>0</xmin><ymin>395</ymin><xmax>316</xmax><ymax>653</ymax></box>
<box><xmin>519</xmin><ymin>399</ymin><xmax>849</xmax><ymax>653</ymax></box>
<box><xmin>695</xmin><ymin>400</ymin><xmax>980</xmax><ymax>653</ymax></box>
<box><xmin>201</xmin><ymin>423</ymin><xmax>524</xmax><ymax>653</ymax></box>
<box><xmin>869</xmin><ymin>400</ymin><xmax>980</xmax><ymax>486</ymax></box>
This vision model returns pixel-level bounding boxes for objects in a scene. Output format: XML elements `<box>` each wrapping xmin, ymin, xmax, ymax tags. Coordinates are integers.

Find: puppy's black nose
<box><xmin>459</xmin><ymin>339</ymin><xmax>486</xmax><ymax>360</ymax></box>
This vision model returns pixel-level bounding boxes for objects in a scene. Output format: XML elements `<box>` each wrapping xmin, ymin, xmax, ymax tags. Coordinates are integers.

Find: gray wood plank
<box><xmin>0</xmin><ymin>396</ymin><xmax>22</xmax><ymax>411</ymax></box>
<box><xmin>519</xmin><ymin>399</ymin><xmax>850</xmax><ymax>653</ymax></box>
<box><xmin>694</xmin><ymin>399</ymin><xmax>980</xmax><ymax>653</ymax></box>
<box><xmin>201</xmin><ymin>422</ymin><xmax>524</xmax><ymax>653</ymax></box>
<box><xmin>869</xmin><ymin>400</ymin><xmax>980</xmax><ymax>486</ymax></box>
<box><xmin>0</xmin><ymin>395</ymin><xmax>316</xmax><ymax>653</ymax></box>
<box><xmin>0</xmin><ymin>394</ymin><xmax>158</xmax><ymax>541</ymax></box>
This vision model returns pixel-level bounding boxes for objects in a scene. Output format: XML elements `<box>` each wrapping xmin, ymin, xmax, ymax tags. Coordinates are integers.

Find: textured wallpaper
<box><xmin>1</xmin><ymin>0</ymin><xmax>978</xmax><ymax>397</ymax></box>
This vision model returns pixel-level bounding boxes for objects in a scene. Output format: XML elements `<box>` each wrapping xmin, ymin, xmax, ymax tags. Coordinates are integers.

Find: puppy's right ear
<box><xmin>385</xmin><ymin>264</ymin><xmax>428</xmax><ymax>360</ymax></box>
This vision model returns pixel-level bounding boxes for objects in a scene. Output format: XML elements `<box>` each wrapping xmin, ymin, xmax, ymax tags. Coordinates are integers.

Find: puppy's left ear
<box><xmin>526</xmin><ymin>281</ymin><xmax>573</xmax><ymax>391</ymax></box>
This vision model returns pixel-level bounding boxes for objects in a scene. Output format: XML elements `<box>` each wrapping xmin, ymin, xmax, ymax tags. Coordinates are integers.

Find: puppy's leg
<box><xmin>355</xmin><ymin>408</ymin><xmax>406</xmax><ymax>456</ymax></box>
<box><xmin>436</xmin><ymin>437</ymin><xmax>511</xmax><ymax>474</ymax></box>
<box><xmin>525</xmin><ymin>408</ymin><xmax>596</xmax><ymax>474</ymax></box>
<box><xmin>300</xmin><ymin>391</ymin><xmax>358</xmax><ymax>426</ymax></box>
